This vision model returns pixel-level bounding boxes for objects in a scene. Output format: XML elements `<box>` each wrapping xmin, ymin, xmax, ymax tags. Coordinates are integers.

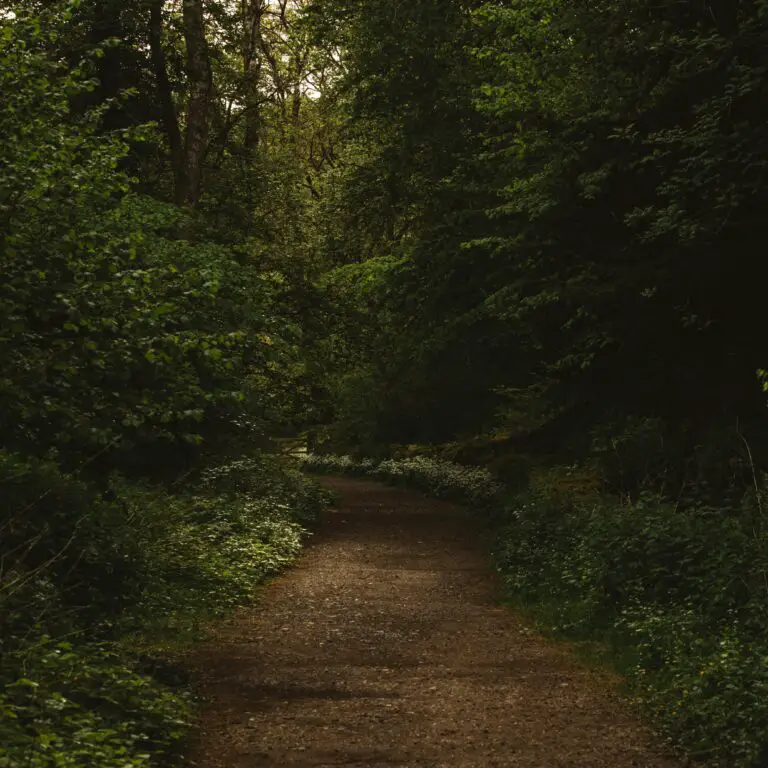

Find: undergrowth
<box><xmin>301</xmin><ymin>453</ymin><xmax>502</xmax><ymax>510</ymax></box>
<box><xmin>302</xmin><ymin>451</ymin><xmax>768</xmax><ymax>767</ymax></box>
<box><xmin>495</xmin><ymin>482</ymin><xmax>768</xmax><ymax>768</ymax></box>
<box><xmin>0</xmin><ymin>454</ymin><xmax>330</xmax><ymax>768</ymax></box>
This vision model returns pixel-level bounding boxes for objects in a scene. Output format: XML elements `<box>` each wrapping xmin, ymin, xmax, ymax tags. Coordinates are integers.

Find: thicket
<box><xmin>1</xmin><ymin>453</ymin><xmax>328</xmax><ymax>767</ymax></box>
<box><xmin>1</xmin><ymin>3</ymin><xmax>334</xmax><ymax>765</ymax></box>
<box><xmin>308</xmin><ymin>0</ymin><xmax>768</xmax><ymax>456</ymax></box>
<box><xmin>496</xmin><ymin>473</ymin><xmax>768</xmax><ymax>767</ymax></box>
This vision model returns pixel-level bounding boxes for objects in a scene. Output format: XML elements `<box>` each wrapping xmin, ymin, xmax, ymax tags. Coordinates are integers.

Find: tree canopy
<box><xmin>309</xmin><ymin>0</ymin><xmax>768</xmax><ymax>461</ymax></box>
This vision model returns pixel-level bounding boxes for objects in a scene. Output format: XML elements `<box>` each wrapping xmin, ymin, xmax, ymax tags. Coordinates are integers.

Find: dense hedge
<box><xmin>0</xmin><ymin>456</ymin><xmax>330</xmax><ymax>768</ymax></box>
<box><xmin>496</xmin><ymin>485</ymin><xmax>768</xmax><ymax>768</ymax></box>
<box><xmin>302</xmin><ymin>453</ymin><xmax>768</xmax><ymax>768</ymax></box>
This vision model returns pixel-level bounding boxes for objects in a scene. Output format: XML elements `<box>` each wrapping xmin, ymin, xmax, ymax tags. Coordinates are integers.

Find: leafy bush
<box><xmin>300</xmin><ymin>453</ymin><xmax>503</xmax><ymax>509</ymax></box>
<box><xmin>0</xmin><ymin>9</ymin><xmax>305</xmax><ymax>478</ymax></box>
<box><xmin>1</xmin><ymin>454</ymin><xmax>329</xmax><ymax>768</ymax></box>
<box><xmin>128</xmin><ymin>488</ymin><xmax>315</xmax><ymax>634</ymax></box>
<box><xmin>0</xmin><ymin>640</ymin><xmax>191</xmax><ymax>768</ymax></box>
<box><xmin>0</xmin><ymin>451</ymin><xmax>149</xmax><ymax>633</ymax></box>
<box><xmin>493</xmin><ymin>480</ymin><xmax>768</xmax><ymax>767</ymax></box>
<box><xmin>622</xmin><ymin>606</ymin><xmax>768</xmax><ymax>768</ymax></box>
<box><xmin>199</xmin><ymin>456</ymin><xmax>332</xmax><ymax>525</ymax></box>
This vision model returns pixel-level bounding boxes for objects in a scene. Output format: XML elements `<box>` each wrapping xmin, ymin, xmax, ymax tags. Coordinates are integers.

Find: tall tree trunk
<box><xmin>244</xmin><ymin>0</ymin><xmax>266</xmax><ymax>151</ymax></box>
<box><xmin>291</xmin><ymin>80</ymin><xmax>302</xmax><ymax>132</ymax></box>
<box><xmin>182</xmin><ymin>0</ymin><xmax>213</xmax><ymax>207</ymax></box>
<box><xmin>87</xmin><ymin>0</ymin><xmax>126</xmax><ymax>131</ymax></box>
<box><xmin>148</xmin><ymin>0</ymin><xmax>187</xmax><ymax>204</ymax></box>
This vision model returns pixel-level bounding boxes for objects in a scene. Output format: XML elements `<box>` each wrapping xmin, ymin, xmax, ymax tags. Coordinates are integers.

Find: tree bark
<box><xmin>86</xmin><ymin>0</ymin><xmax>126</xmax><ymax>131</ymax></box>
<box><xmin>706</xmin><ymin>0</ymin><xmax>740</xmax><ymax>33</ymax></box>
<box><xmin>182</xmin><ymin>0</ymin><xmax>213</xmax><ymax>207</ymax></box>
<box><xmin>148</xmin><ymin>0</ymin><xmax>187</xmax><ymax>204</ymax></box>
<box><xmin>244</xmin><ymin>0</ymin><xmax>266</xmax><ymax>151</ymax></box>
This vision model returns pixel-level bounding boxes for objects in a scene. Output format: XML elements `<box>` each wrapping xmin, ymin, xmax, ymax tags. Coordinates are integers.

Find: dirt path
<box><xmin>186</xmin><ymin>477</ymin><xmax>680</xmax><ymax>768</ymax></box>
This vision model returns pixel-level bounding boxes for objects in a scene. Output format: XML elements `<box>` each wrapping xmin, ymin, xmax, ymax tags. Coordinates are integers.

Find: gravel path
<box><xmin>186</xmin><ymin>476</ymin><xmax>680</xmax><ymax>768</ymax></box>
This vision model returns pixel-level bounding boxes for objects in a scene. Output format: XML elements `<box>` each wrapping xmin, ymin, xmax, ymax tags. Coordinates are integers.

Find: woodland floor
<box><xmin>185</xmin><ymin>477</ymin><xmax>681</xmax><ymax>768</ymax></box>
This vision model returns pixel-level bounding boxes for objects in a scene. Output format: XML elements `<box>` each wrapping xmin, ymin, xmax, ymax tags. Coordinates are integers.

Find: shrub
<box><xmin>623</xmin><ymin>606</ymin><xmax>768</xmax><ymax>767</ymax></box>
<box><xmin>1</xmin><ymin>454</ymin><xmax>329</xmax><ymax>768</ymax></box>
<box><xmin>493</xmin><ymin>479</ymin><xmax>768</xmax><ymax>767</ymax></box>
<box><xmin>0</xmin><ymin>10</ymin><xmax>306</xmax><ymax>479</ymax></box>
<box><xmin>300</xmin><ymin>453</ymin><xmax>503</xmax><ymax>509</ymax></box>
<box><xmin>0</xmin><ymin>639</ymin><xmax>191</xmax><ymax>768</ymax></box>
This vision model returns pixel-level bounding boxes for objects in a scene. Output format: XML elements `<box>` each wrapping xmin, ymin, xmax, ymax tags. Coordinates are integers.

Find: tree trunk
<box><xmin>148</xmin><ymin>0</ymin><xmax>187</xmax><ymax>204</ymax></box>
<box><xmin>292</xmin><ymin>81</ymin><xmax>302</xmax><ymax>133</ymax></box>
<box><xmin>707</xmin><ymin>0</ymin><xmax>740</xmax><ymax>33</ymax></box>
<box><xmin>244</xmin><ymin>0</ymin><xmax>266</xmax><ymax>151</ymax></box>
<box><xmin>182</xmin><ymin>0</ymin><xmax>213</xmax><ymax>207</ymax></box>
<box><xmin>87</xmin><ymin>0</ymin><xmax>126</xmax><ymax>131</ymax></box>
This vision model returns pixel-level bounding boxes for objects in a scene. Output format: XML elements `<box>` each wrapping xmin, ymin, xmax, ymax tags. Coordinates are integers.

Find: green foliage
<box><xmin>127</xmin><ymin>459</ymin><xmax>331</xmax><ymax>634</ymax></box>
<box><xmin>301</xmin><ymin>453</ymin><xmax>503</xmax><ymax>510</ymax></box>
<box><xmin>0</xmin><ymin>4</ymin><xmax>335</xmax><ymax>768</ymax></box>
<box><xmin>464</xmin><ymin>0</ymin><xmax>768</xmax><ymax>426</ymax></box>
<box><xmin>493</xmin><ymin>475</ymin><xmax>768</xmax><ymax>767</ymax></box>
<box><xmin>1</xmin><ymin>453</ymin><xmax>329</xmax><ymax>768</ymax></box>
<box><xmin>310</xmin><ymin>0</ymin><xmax>768</xmax><ymax>454</ymax></box>
<box><xmin>0</xmin><ymin>9</ymin><xmax>305</xmax><ymax>474</ymax></box>
<box><xmin>0</xmin><ymin>640</ymin><xmax>191</xmax><ymax>768</ymax></box>
<box><xmin>0</xmin><ymin>453</ymin><xmax>329</xmax><ymax>638</ymax></box>
<box><xmin>624</xmin><ymin>607</ymin><xmax>768</xmax><ymax>767</ymax></box>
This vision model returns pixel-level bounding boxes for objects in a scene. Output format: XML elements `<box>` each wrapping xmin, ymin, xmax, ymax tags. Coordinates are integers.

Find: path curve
<box><xmin>187</xmin><ymin>477</ymin><xmax>679</xmax><ymax>768</ymax></box>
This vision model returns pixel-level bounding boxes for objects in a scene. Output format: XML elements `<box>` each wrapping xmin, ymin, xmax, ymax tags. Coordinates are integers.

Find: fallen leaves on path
<box><xmin>185</xmin><ymin>477</ymin><xmax>680</xmax><ymax>768</ymax></box>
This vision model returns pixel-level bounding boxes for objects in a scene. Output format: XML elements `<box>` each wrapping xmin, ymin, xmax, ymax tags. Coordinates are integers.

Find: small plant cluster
<box><xmin>0</xmin><ymin>641</ymin><xmax>191</xmax><ymax>768</ymax></box>
<box><xmin>1</xmin><ymin>454</ymin><xmax>330</xmax><ymax>768</ymax></box>
<box><xmin>300</xmin><ymin>454</ymin><xmax>503</xmax><ymax>509</ymax></box>
<box><xmin>494</xmin><ymin>484</ymin><xmax>768</xmax><ymax>768</ymax></box>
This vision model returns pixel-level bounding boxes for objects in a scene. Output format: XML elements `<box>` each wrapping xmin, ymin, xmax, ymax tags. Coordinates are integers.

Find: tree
<box><xmin>181</xmin><ymin>0</ymin><xmax>213</xmax><ymax>206</ymax></box>
<box><xmin>308</xmin><ymin>0</ymin><xmax>768</xmax><ymax>457</ymax></box>
<box><xmin>149</xmin><ymin>0</ymin><xmax>186</xmax><ymax>202</ymax></box>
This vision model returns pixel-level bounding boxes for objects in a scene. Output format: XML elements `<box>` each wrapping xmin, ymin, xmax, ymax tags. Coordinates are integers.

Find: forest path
<box><xmin>187</xmin><ymin>477</ymin><xmax>679</xmax><ymax>768</ymax></box>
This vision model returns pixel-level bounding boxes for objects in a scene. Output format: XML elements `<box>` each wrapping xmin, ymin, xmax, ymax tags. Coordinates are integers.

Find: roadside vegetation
<box><xmin>4</xmin><ymin>0</ymin><xmax>768</xmax><ymax>766</ymax></box>
<box><xmin>1</xmin><ymin>4</ymin><xmax>331</xmax><ymax>766</ymax></box>
<box><xmin>302</xmin><ymin>452</ymin><xmax>768</xmax><ymax>767</ymax></box>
